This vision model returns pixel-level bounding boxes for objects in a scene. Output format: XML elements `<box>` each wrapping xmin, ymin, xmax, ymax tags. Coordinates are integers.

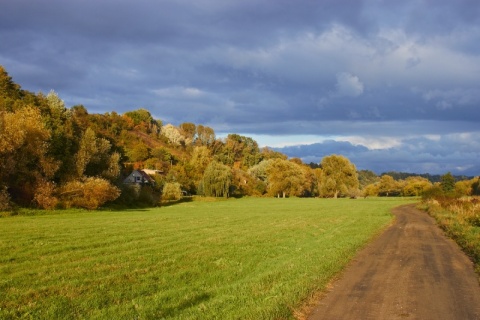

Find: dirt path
<box><xmin>307</xmin><ymin>204</ymin><xmax>480</xmax><ymax>320</ymax></box>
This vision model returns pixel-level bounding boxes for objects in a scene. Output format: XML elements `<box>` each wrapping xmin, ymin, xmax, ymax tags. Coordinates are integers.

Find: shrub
<box><xmin>114</xmin><ymin>184</ymin><xmax>141</xmax><ymax>207</ymax></box>
<box><xmin>112</xmin><ymin>184</ymin><xmax>160</xmax><ymax>208</ymax></box>
<box><xmin>162</xmin><ymin>182</ymin><xmax>182</xmax><ymax>201</ymax></box>
<box><xmin>137</xmin><ymin>185</ymin><xmax>159</xmax><ymax>206</ymax></box>
<box><xmin>59</xmin><ymin>177</ymin><xmax>120</xmax><ymax>210</ymax></box>
<box><xmin>33</xmin><ymin>180</ymin><xmax>58</xmax><ymax>209</ymax></box>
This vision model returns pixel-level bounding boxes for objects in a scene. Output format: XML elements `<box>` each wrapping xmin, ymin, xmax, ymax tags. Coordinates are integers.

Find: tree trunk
<box><xmin>283</xmin><ymin>191</ymin><xmax>286</xmax><ymax>198</ymax></box>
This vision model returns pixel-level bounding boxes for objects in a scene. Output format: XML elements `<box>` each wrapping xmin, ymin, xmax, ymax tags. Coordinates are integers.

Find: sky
<box><xmin>1</xmin><ymin>0</ymin><xmax>480</xmax><ymax>176</ymax></box>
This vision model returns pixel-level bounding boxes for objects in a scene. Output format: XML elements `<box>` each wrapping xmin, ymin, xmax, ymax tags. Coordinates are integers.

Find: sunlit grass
<box><xmin>0</xmin><ymin>197</ymin><xmax>415</xmax><ymax>319</ymax></box>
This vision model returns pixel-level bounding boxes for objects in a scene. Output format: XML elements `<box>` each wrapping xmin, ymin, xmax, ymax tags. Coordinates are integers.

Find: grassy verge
<box><xmin>420</xmin><ymin>197</ymin><xmax>480</xmax><ymax>273</ymax></box>
<box><xmin>0</xmin><ymin>197</ymin><xmax>415</xmax><ymax>319</ymax></box>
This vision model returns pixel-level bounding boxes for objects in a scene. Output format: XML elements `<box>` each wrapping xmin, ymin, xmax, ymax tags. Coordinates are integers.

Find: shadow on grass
<box><xmin>160</xmin><ymin>292</ymin><xmax>211</xmax><ymax>318</ymax></box>
<box><xmin>159</xmin><ymin>196</ymin><xmax>194</xmax><ymax>207</ymax></box>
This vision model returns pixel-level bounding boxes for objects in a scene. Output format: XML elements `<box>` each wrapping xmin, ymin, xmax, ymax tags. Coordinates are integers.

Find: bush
<box><xmin>162</xmin><ymin>182</ymin><xmax>182</xmax><ymax>201</ymax></box>
<box><xmin>111</xmin><ymin>184</ymin><xmax>160</xmax><ymax>208</ymax></box>
<box><xmin>59</xmin><ymin>177</ymin><xmax>120</xmax><ymax>210</ymax></box>
<box><xmin>33</xmin><ymin>180</ymin><xmax>58</xmax><ymax>209</ymax></box>
<box><xmin>114</xmin><ymin>184</ymin><xmax>141</xmax><ymax>207</ymax></box>
<box><xmin>137</xmin><ymin>185</ymin><xmax>159</xmax><ymax>206</ymax></box>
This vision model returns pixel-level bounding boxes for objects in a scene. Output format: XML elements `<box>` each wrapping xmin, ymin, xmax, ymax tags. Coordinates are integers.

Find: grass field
<box><xmin>0</xmin><ymin>197</ymin><xmax>416</xmax><ymax>319</ymax></box>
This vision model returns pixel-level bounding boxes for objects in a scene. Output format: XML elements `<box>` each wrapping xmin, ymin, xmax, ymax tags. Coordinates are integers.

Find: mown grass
<box><xmin>0</xmin><ymin>197</ymin><xmax>415</xmax><ymax>319</ymax></box>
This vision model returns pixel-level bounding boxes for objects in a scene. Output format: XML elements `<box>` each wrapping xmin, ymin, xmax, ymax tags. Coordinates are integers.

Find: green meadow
<box><xmin>0</xmin><ymin>197</ymin><xmax>415</xmax><ymax>319</ymax></box>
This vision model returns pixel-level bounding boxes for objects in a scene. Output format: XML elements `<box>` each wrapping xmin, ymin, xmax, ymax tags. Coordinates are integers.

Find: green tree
<box><xmin>440</xmin><ymin>172</ymin><xmax>456</xmax><ymax>193</ymax></box>
<box><xmin>248</xmin><ymin>159</ymin><xmax>273</xmax><ymax>183</ymax></box>
<box><xmin>162</xmin><ymin>182</ymin><xmax>183</xmax><ymax>201</ymax></box>
<box><xmin>319</xmin><ymin>155</ymin><xmax>359</xmax><ymax>198</ymax></box>
<box><xmin>358</xmin><ymin>170</ymin><xmax>379</xmax><ymax>189</ymax></box>
<box><xmin>127</xmin><ymin>143</ymin><xmax>150</xmax><ymax>162</ymax></box>
<box><xmin>472</xmin><ymin>177</ymin><xmax>480</xmax><ymax>196</ymax></box>
<box><xmin>43</xmin><ymin>91</ymin><xmax>77</xmax><ymax>182</ymax></box>
<box><xmin>201</xmin><ymin>161</ymin><xmax>232</xmax><ymax>197</ymax></box>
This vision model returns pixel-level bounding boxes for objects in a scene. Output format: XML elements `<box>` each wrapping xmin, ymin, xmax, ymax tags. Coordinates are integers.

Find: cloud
<box><xmin>153</xmin><ymin>86</ymin><xmax>206</xmax><ymax>99</ymax></box>
<box><xmin>274</xmin><ymin>133</ymin><xmax>480</xmax><ymax>176</ymax></box>
<box><xmin>335</xmin><ymin>72</ymin><xmax>364</xmax><ymax>97</ymax></box>
<box><xmin>421</xmin><ymin>88</ymin><xmax>480</xmax><ymax>110</ymax></box>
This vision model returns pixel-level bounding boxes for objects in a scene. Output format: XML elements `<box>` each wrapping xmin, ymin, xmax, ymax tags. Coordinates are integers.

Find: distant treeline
<box><xmin>380</xmin><ymin>171</ymin><xmax>473</xmax><ymax>183</ymax></box>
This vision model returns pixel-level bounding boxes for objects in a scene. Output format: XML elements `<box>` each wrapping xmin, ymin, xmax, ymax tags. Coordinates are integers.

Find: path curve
<box><xmin>307</xmin><ymin>204</ymin><xmax>480</xmax><ymax>320</ymax></box>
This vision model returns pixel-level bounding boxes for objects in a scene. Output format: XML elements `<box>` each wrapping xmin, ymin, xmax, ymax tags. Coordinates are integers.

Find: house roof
<box><xmin>138</xmin><ymin>170</ymin><xmax>155</xmax><ymax>183</ymax></box>
<box><xmin>123</xmin><ymin>170</ymin><xmax>155</xmax><ymax>184</ymax></box>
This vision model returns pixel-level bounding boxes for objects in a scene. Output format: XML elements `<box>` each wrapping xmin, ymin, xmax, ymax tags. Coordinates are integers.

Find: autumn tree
<box><xmin>196</xmin><ymin>125</ymin><xmax>215</xmax><ymax>146</ymax></box>
<box><xmin>377</xmin><ymin>175</ymin><xmax>402</xmax><ymax>196</ymax></box>
<box><xmin>402</xmin><ymin>176</ymin><xmax>432</xmax><ymax>196</ymax></box>
<box><xmin>260</xmin><ymin>147</ymin><xmax>287</xmax><ymax>160</ymax></box>
<box><xmin>161</xmin><ymin>124</ymin><xmax>185</xmax><ymax>146</ymax></box>
<box><xmin>0</xmin><ymin>106</ymin><xmax>59</xmax><ymax>204</ymax></box>
<box><xmin>59</xmin><ymin>177</ymin><xmax>120</xmax><ymax>210</ymax></box>
<box><xmin>217</xmin><ymin>134</ymin><xmax>260</xmax><ymax>168</ymax></box>
<box><xmin>179</xmin><ymin>122</ymin><xmax>196</xmax><ymax>145</ymax></box>
<box><xmin>319</xmin><ymin>155</ymin><xmax>359</xmax><ymax>198</ymax></box>
<box><xmin>299</xmin><ymin>163</ymin><xmax>317</xmax><ymax>197</ymax></box>
<box><xmin>265</xmin><ymin>158</ymin><xmax>306</xmax><ymax>198</ymax></box>
<box><xmin>189</xmin><ymin>146</ymin><xmax>212</xmax><ymax>184</ymax></box>
<box><xmin>363</xmin><ymin>183</ymin><xmax>379</xmax><ymax>197</ymax></box>
<box><xmin>74</xmin><ymin>128</ymin><xmax>120</xmax><ymax>181</ymax></box>
<box><xmin>123</xmin><ymin>108</ymin><xmax>160</xmax><ymax>134</ymax></box>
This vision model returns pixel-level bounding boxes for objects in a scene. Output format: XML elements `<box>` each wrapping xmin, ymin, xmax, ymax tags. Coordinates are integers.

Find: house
<box><xmin>123</xmin><ymin>170</ymin><xmax>155</xmax><ymax>185</ymax></box>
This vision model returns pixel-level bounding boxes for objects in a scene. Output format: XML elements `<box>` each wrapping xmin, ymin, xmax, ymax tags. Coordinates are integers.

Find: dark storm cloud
<box><xmin>276</xmin><ymin>134</ymin><xmax>480</xmax><ymax>176</ymax></box>
<box><xmin>1</xmin><ymin>0</ymin><xmax>479</xmax><ymax>174</ymax></box>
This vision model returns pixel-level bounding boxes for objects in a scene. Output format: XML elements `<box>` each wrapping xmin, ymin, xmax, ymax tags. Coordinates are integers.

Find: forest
<box><xmin>1</xmin><ymin>65</ymin><xmax>479</xmax><ymax>210</ymax></box>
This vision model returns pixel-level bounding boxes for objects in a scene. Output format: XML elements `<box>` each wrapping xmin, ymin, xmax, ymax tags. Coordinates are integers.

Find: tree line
<box><xmin>1</xmin><ymin>65</ymin><xmax>478</xmax><ymax>210</ymax></box>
